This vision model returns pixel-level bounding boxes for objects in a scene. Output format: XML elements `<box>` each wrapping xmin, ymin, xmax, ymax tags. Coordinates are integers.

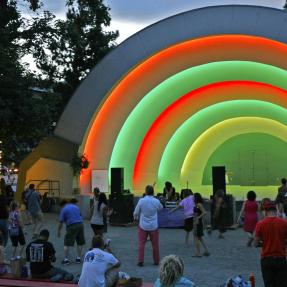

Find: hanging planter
<box><xmin>70</xmin><ymin>154</ymin><xmax>89</xmax><ymax>194</ymax></box>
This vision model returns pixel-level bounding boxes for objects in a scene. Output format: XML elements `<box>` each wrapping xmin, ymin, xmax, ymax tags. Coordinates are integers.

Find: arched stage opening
<box><xmin>17</xmin><ymin>5</ymin><xmax>287</xmax><ymax>200</ymax></box>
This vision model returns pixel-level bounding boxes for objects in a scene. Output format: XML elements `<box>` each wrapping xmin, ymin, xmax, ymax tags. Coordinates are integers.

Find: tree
<box><xmin>0</xmin><ymin>1</ymin><xmax>60</xmax><ymax>166</ymax></box>
<box><xmin>0</xmin><ymin>0</ymin><xmax>118</xmax><ymax>166</ymax></box>
<box><xmin>30</xmin><ymin>0</ymin><xmax>119</xmax><ymax>104</ymax></box>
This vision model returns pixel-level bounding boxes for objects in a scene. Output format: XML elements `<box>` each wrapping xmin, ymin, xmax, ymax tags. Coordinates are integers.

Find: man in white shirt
<box><xmin>79</xmin><ymin>236</ymin><xmax>120</xmax><ymax>287</ymax></box>
<box><xmin>133</xmin><ymin>185</ymin><xmax>163</xmax><ymax>267</ymax></box>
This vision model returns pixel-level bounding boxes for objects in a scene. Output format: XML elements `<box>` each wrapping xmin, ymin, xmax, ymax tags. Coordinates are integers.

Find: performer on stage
<box><xmin>163</xmin><ymin>182</ymin><xmax>176</xmax><ymax>201</ymax></box>
<box><xmin>170</xmin><ymin>189</ymin><xmax>194</xmax><ymax>246</ymax></box>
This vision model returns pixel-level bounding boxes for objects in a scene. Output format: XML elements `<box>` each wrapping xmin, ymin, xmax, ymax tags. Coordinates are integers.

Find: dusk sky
<box><xmin>21</xmin><ymin>0</ymin><xmax>285</xmax><ymax>69</ymax></box>
<box><xmin>34</xmin><ymin>0</ymin><xmax>285</xmax><ymax>42</ymax></box>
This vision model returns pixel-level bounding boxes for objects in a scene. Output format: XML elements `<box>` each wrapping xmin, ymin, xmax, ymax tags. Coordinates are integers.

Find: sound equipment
<box><xmin>109</xmin><ymin>193</ymin><xmax>134</xmax><ymax>224</ymax></box>
<box><xmin>212</xmin><ymin>166</ymin><xmax>226</xmax><ymax>195</ymax></box>
<box><xmin>111</xmin><ymin>167</ymin><xmax>124</xmax><ymax>195</ymax></box>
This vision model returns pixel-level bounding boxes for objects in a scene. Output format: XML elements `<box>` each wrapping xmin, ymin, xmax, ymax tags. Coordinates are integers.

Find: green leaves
<box><xmin>1</xmin><ymin>0</ymin><xmax>118</xmax><ymax>166</ymax></box>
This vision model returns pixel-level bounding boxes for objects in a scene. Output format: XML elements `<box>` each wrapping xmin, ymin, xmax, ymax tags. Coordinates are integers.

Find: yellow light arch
<box><xmin>181</xmin><ymin>117</ymin><xmax>287</xmax><ymax>186</ymax></box>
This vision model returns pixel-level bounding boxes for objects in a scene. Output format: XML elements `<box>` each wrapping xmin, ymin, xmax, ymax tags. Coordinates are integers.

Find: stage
<box><xmin>158</xmin><ymin>208</ymin><xmax>184</xmax><ymax>228</ymax></box>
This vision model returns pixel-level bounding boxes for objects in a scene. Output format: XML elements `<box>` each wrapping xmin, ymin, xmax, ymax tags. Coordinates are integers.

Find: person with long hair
<box><xmin>154</xmin><ymin>255</ymin><xmax>195</xmax><ymax>287</ymax></box>
<box><xmin>237</xmin><ymin>190</ymin><xmax>258</xmax><ymax>246</ymax></box>
<box><xmin>193</xmin><ymin>193</ymin><xmax>209</xmax><ymax>257</ymax></box>
<box><xmin>163</xmin><ymin>182</ymin><xmax>176</xmax><ymax>201</ymax></box>
<box><xmin>90</xmin><ymin>192</ymin><xmax>108</xmax><ymax>237</ymax></box>
<box><xmin>8</xmin><ymin>201</ymin><xmax>25</xmax><ymax>259</ymax></box>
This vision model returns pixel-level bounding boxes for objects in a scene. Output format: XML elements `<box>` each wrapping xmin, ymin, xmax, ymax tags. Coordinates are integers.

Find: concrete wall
<box><xmin>26</xmin><ymin>158</ymin><xmax>73</xmax><ymax>197</ymax></box>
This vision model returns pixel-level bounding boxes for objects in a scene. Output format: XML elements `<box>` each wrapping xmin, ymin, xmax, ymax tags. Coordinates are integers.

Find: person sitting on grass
<box><xmin>79</xmin><ymin>235</ymin><xmax>120</xmax><ymax>287</ymax></box>
<box><xmin>154</xmin><ymin>255</ymin><xmax>195</xmax><ymax>287</ymax></box>
<box><xmin>26</xmin><ymin>229</ymin><xmax>73</xmax><ymax>282</ymax></box>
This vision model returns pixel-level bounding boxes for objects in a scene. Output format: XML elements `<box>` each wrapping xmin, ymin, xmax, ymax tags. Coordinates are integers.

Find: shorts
<box><xmin>64</xmin><ymin>223</ymin><xmax>85</xmax><ymax>247</ymax></box>
<box><xmin>10</xmin><ymin>228</ymin><xmax>25</xmax><ymax>247</ymax></box>
<box><xmin>184</xmin><ymin>217</ymin><xmax>193</xmax><ymax>232</ymax></box>
<box><xmin>30</xmin><ymin>211</ymin><xmax>43</xmax><ymax>222</ymax></box>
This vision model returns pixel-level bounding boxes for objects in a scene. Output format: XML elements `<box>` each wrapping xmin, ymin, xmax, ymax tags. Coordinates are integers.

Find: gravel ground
<box><xmin>4</xmin><ymin>213</ymin><xmax>263</xmax><ymax>286</ymax></box>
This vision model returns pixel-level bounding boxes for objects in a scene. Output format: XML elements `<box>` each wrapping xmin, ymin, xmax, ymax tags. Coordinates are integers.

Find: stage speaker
<box><xmin>212</xmin><ymin>166</ymin><xmax>226</xmax><ymax>195</ymax></box>
<box><xmin>111</xmin><ymin>167</ymin><xmax>124</xmax><ymax>195</ymax></box>
<box><xmin>109</xmin><ymin>194</ymin><xmax>134</xmax><ymax>224</ymax></box>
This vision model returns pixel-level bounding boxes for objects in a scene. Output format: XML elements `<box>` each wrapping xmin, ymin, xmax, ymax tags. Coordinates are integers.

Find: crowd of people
<box><xmin>132</xmin><ymin>181</ymin><xmax>287</xmax><ymax>287</ymax></box>
<box><xmin>0</xmin><ymin>179</ymin><xmax>285</xmax><ymax>287</ymax></box>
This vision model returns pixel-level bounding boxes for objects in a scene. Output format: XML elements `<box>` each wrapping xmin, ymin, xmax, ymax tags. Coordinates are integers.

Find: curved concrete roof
<box><xmin>54</xmin><ymin>5</ymin><xmax>287</xmax><ymax>144</ymax></box>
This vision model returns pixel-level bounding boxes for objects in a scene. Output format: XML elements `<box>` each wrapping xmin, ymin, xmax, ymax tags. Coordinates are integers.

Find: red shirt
<box><xmin>255</xmin><ymin>217</ymin><xmax>287</xmax><ymax>258</ymax></box>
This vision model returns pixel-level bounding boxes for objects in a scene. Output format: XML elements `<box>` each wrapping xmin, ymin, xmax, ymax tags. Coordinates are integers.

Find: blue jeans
<box><xmin>0</xmin><ymin>219</ymin><xmax>8</xmax><ymax>246</ymax></box>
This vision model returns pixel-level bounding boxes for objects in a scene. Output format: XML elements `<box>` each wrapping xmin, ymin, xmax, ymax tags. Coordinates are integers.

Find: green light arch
<box><xmin>109</xmin><ymin>61</ymin><xmax>287</xmax><ymax>189</ymax></box>
<box><xmin>158</xmin><ymin>101</ymin><xmax>287</xmax><ymax>188</ymax></box>
<box><xmin>202</xmin><ymin>133</ymin><xmax>287</xmax><ymax>187</ymax></box>
<box><xmin>181</xmin><ymin>117</ymin><xmax>287</xmax><ymax>186</ymax></box>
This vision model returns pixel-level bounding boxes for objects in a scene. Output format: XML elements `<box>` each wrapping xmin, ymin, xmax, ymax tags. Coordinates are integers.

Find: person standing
<box><xmin>237</xmin><ymin>191</ymin><xmax>258</xmax><ymax>246</ymax></box>
<box><xmin>254</xmin><ymin>201</ymin><xmax>287</xmax><ymax>287</ymax></box>
<box><xmin>8</xmin><ymin>201</ymin><xmax>25</xmax><ymax>259</ymax></box>
<box><xmin>57</xmin><ymin>199</ymin><xmax>85</xmax><ymax>265</ymax></box>
<box><xmin>90</xmin><ymin>192</ymin><xmax>108</xmax><ymax>237</ymax></box>
<box><xmin>212</xmin><ymin>189</ymin><xmax>227</xmax><ymax>239</ymax></box>
<box><xmin>25</xmin><ymin>184</ymin><xmax>43</xmax><ymax>238</ymax></box>
<box><xmin>163</xmin><ymin>182</ymin><xmax>176</xmax><ymax>201</ymax></box>
<box><xmin>134</xmin><ymin>185</ymin><xmax>163</xmax><ymax>267</ymax></box>
<box><xmin>170</xmin><ymin>189</ymin><xmax>195</xmax><ymax>245</ymax></box>
<box><xmin>193</xmin><ymin>193</ymin><xmax>209</xmax><ymax>257</ymax></box>
<box><xmin>275</xmin><ymin>178</ymin><xmax>287</xmax><ymax>217</ymax></box>
<box><xmin>79</xmin><ymin>235</ymin><xmax>120</xmax><ymax>287</ymax></box>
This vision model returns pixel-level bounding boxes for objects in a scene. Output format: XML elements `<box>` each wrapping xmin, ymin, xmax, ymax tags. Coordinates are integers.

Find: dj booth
<box><xmin>158</xmin><ymin>202</ymin><xmax>185</xmax><ymax>228</ymax></box>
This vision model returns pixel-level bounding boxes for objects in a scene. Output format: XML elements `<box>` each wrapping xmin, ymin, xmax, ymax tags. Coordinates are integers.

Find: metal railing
<box><xmin>25</xmin><ymin>179</ymin><xmax>60</xmax><ymax>197</ymax></box>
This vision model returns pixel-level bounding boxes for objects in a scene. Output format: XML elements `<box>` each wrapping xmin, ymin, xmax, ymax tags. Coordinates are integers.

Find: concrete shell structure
<box><xmin>18</xmin><ymin>5</ymin><xmax>287</xmax><ymax>199</ymax></box>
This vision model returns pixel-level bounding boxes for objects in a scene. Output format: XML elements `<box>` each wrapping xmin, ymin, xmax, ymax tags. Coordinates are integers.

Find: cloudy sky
<box><xmin>21</xmin><ymin>0</ymin><xmax>285</xmax><ymax>69</ymax></box>
<box><xmin>34</xmin><ymin>0</ymin><xmax>285</xmax><ymax>43</ymax></box>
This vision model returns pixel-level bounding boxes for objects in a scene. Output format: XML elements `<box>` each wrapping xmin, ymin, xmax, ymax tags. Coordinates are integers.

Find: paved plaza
<box><xmin>5</xmin><ymin>213</ymin><xmax>264</xmax><ymax>286</ymax></box>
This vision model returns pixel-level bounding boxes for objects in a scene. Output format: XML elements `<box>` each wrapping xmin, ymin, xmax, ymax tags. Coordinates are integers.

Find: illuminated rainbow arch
<box><xmin>52</xmin><ymin>5</ymin><xmax>287</xmax><ymax>198</ymax></box>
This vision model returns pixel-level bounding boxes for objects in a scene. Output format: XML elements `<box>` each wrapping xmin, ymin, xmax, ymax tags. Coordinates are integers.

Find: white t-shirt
<box><xmin>79</xmin><ymin>248</ymin><xmax>119</xmax><ymax>287</ymax></box>
<box><xmin>133</xmin><ymin>196</ymin><xmax>163</xmax><ymax>231</ymax></box>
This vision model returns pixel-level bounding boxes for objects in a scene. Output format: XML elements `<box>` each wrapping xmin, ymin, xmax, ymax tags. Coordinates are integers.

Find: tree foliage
<box><xmin>29</xmin><ymin>0</ymin><xmax>119</xmax><ymax>103</ymax></box>
<box><xmin>0</xmin><ymin>0</ymin><xmax>118</xmax><ymax>166</ymax></box>
<box><xmin>0</xmin><ymin>0</ymin><xmax>58</xmax><ymax>165</ymax></box>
